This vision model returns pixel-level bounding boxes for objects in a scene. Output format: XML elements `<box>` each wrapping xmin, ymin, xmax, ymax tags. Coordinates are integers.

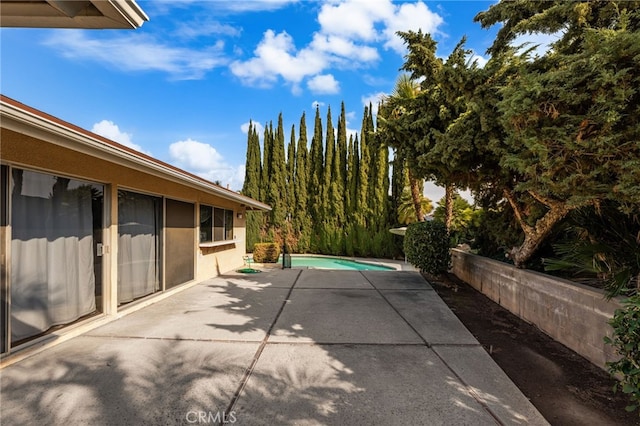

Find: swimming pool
<box><xmin>285</xmin><ymin>255</ymin><xmax>395</xmax><ymax>271</ymax></box>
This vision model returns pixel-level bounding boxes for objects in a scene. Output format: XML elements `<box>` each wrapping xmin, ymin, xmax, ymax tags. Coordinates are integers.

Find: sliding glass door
<box><xmin>1</xmin><ymin>166</ymin><xmax>8</xmax><ymax>353</ymax></box>
<box><xmin>8</xmin><ymin>168</ymin><xmax>103</xmax><ymax>345</ymax></box>
<box><xmin>117</xmin><ymin>190</ymin><xmax>162</xmax><ymax>305</ymax></box>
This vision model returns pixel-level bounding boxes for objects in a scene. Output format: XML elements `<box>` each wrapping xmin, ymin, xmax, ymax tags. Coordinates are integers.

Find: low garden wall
<box><xmin>450</xmin><ymin>249</ymin><xmax>622</xmax><ymax>370</ymax></box>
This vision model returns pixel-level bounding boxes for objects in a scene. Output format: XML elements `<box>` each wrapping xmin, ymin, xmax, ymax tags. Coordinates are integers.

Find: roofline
<box><xmin>96</xmin><ymin>0</ymin><xmax>149</xmax><ymax>28</ymax></box>
<box><xmin>0</xmin><ymin>95</ymin><xmax>270</xmax><ymax>211</ymax></box>
<box><xmin>0</xmin><ymin>1</ymin><xmax>149</xmax><ymax>29</ymax></box>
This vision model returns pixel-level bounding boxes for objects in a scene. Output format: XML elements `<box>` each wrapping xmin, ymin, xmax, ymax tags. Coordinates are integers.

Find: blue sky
<box><xmin>1</xmin><ymin>0</ymin><xmax>500</xmax><ymax>199</ymax></box>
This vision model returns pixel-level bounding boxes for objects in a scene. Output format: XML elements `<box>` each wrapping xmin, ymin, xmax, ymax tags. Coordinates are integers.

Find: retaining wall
<box><xmin>450</xmin><ymin>249</ymin><xmax>623</xmax><ymax>369</ymax></box>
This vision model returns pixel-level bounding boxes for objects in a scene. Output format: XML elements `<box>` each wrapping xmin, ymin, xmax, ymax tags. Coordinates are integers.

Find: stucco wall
<box><xmin>450</xmin><ymin>249</ymin><xmax>622</xmax><ymax>369</ymax></box>
<box><xmin>1</xmin><ymin>128</ymin><xmax>248</xmax><ymax>285</ymax></box>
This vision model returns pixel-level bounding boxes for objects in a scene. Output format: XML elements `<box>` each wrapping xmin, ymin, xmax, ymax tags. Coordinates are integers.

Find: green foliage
<box><xmin>544</xmin><ymin>204</ymin><xmax>640</xmax><ymax>297</ymax></box>
<box><xmin>243</xmin><ymin>104</ymin><xmax>400</xmax><ymax>260</ymax></box>
<box><xmin>604</xmin><ymin>295</ymin><xmax>640</xmax><ymax>414</ymax></box>
<box><xmin>260</xmin><ymin>122</ymin><xmax>272</xmax><ymax>200</ymax></box>
<box><xmin>244</xmin><ymin>212</ymin><xmax>262</xmax><ymax>253</ymax></box>
<box><xmin>293</xmin><ymin>113</ymin><xmax>311</xmax><ymax>253</ymax></box>
<box><xmin>397</xmin><ymin>186</ymin><xmax>432</xmax><ymax>225</ymax></box>
<box><xmin>268</xmin><ymin>114</ymin><xmax>287</xmax><ymax>228</ymax></box>
<box><xmin>252</xmin><ymin>242</ymin><xmax>281</xmax><ymax>263</ymax></box>
<box><xmin>470</xmin><ymin>0</ymin><xmax>640</xmax><ymax>266</ymax></box>
<box><xmin>242</xmin><ymin>122</ymin><xmax>262</xmax><ymax>251</ymax></box>
<box><xmin>433</xmin><ymin>193</ymin><xmax>482</xmax><ymax>244</ymax></box>
<box><xmin>470</xmin><ymin>205</ymin><xmax>522</xmax><ymax>262</ymax></box>
<box><xmin>404</xmin><ymin>221</ymin><xmax>451</xmax><ymax>275</ymax></box>
<box><xmin>241</xmin><ymin>121</ymin><xmax>261</xmax><ymax>199</ymax></box>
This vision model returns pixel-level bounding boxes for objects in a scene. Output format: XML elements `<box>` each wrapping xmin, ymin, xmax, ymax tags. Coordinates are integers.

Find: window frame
<box><xmin>199</xmin><ymin>204</ymin><xmax>234</xmax><ymax>244</ymax></box>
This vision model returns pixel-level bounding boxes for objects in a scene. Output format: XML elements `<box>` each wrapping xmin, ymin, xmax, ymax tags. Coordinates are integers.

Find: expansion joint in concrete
<box><xmin>224</xmin><ymin>269</ymin><xmax>302</xmax><ymax>419</ymax></box>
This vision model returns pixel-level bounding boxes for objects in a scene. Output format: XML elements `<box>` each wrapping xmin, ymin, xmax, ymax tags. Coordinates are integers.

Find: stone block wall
<box><xmin>450</xmin><ymin>249</ymin><xmax>623</xmax><ymax>369</ymax></box>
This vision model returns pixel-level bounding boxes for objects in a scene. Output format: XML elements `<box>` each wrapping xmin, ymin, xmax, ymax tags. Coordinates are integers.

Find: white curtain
<box><xmin>117</xmin><ymin>191</ymin><xmax>160</xmax><ymax>304</ymax></box>
<box><xmin>10</xmin><ymin>171</ymin><xmax>96</xmax><ymax>342</ymax></box>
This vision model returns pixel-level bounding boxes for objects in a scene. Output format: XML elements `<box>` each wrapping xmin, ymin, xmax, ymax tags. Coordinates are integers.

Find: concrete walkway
<box><xmin>0</xmin><ymin>270</ymin><xmax>549</xmax><ymax>425</ymax></box>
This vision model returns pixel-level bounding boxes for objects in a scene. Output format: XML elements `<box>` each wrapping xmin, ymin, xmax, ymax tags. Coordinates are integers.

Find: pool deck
<box><xmin>0</xmin><ymin>269</ymin><xmax>548</xmax><ymax>425</ymax></box>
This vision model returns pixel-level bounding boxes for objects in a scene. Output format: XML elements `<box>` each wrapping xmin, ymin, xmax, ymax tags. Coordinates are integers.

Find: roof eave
<box><xmin>0</xmin><ymin>96</ymin><xmax>271</xmax><ymax>212</ymax></box>
<box><xmin>0</xmin><ymin>0</ymin><xmax>149</xmax><ymax>29</ymax></box>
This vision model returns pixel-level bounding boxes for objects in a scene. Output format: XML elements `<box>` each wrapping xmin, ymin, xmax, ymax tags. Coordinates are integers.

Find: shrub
<box><xmin>404</xmin><ymin>220</ymin><xmax>451</xmax><ymax>275</ymax></box>
<box><xmin>252</xmin><ymin>242</ymin><xmax>281</xmax><ymax>263</ymax></box>
<box><xmin>604</xmin><ymin>295</ymin><xmax>640</xmax><ymax>414</ymax></box>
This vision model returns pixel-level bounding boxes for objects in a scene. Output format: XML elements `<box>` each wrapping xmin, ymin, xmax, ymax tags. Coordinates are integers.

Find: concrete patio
<box><xmin>0</xmin><ymin>269</ymin><xmax>549</xmax><ymax>425</ymax></box>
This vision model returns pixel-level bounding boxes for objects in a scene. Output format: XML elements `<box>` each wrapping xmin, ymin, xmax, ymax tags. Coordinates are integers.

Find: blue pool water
<box><xmin>285</xmin><ymin>256</ymin><xmax>394</xmax><ymax>271</ymax></box>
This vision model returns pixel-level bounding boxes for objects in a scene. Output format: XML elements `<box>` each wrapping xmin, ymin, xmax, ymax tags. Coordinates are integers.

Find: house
<box><xmin>0</xmin><ymin>95</ymin><xmax>270</xmax><ymax>361</ymax></box>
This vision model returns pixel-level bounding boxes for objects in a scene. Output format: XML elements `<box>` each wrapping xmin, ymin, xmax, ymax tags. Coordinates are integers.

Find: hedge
<box><xmin>404</xmin><ymin>220</ymin><xmax>451</xmax><ymax>275</ymax></box>
<box><xmin>253</xmin><ymin>243</ymin><xmax>281</xmax><ymax>263</ymax></box>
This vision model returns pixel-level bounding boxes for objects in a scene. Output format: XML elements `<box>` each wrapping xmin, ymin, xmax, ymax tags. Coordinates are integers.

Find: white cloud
<box><xmin>209</xmin><ymin>0</ymin><xmax>298</xmax><ymax>13</ymax></box>
<box><xmin>45</xmin><ymin>31</ymin><xmax>228</xmax><ymax>80</ymax></box>
<box><xmin>241</xmin><ymin>121</ymin><xmax>265</xmax><ymax>136</ymax></box>
<box><xmin>230</xmin><ymin>30</ymin><xmax>328</xmax><ymax>87</ymax></box>
<box><xmin>147</xmin><ymin>0</ymin><xmax>297</xmax><ymax>16</ymax></box>
<box><xmin>468</xmin><ymin>51</ymin><xmax>488</xmax><ymax>68</ymax></box>
<box><xmin>361</xmin><ymin>92</ymin><xmax>386</xmax><ymax>116</ymax></box>
<box><xmin>310</xmin><ymin>33</ymin><xmax>379</xmax><ymax>62</ymax></box>
<box><xmin>312</xmin><ymin>100</ymin><xmax>325</xmax><ymax>109</ymax></box>
<box><xmin>318</xmin><ymin>0</ymin><xmax>393</xmax><ymax>41</ymax></box>
<box><xmin>230</xmin><ymin>0</ymin><xmax>443</xmax><ymax>91</ymax></box>
<box><xmin>382</xmin><ymin>1</ymin><xmax>443</xmax><ymax>54</ymax></box>
<box><xmin>91</xmin><ymin>120</ymin><xmax>148</xmax><ymax>154</ymax></box>
<box><xmin>174</xmin><ymin>19</ymin><xmax>241</xmax><ymax>39</ymax></box>
<box><xmin>169</xmin><ymin>138</ymin><xmax>245</xmax><ymax>190</ymax></box>
<box><xmin>307</xmin><ymin>74</ymin><xmax>340</xmax><ymax>94</ymax></box>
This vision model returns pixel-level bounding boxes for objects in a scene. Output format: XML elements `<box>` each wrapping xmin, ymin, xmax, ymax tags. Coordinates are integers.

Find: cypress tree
<box><xmin>345</xmin><ymin>133</ymin><xmax>361</xmax><ymax>255</ymax></box>
<box><xmin>346</xmin><ymin>134</ymin><xmax>358</xmax><ymax>220</ymax></box>
<box><xmin>308</xmin><ymin>107</ymin><xmax>324</xmax><ymax>250</ymax></box>
<box><xmin>242</xmin><ymin>122</ymin><xmax>263</xmax><ymax>251</ymax></box>
<box><xmin>242</xmin><ymin>121</ymin><xmax>261</xmax><ymax>199</ymax></box>
<box><xmin>357</xmin><ymin>106</ymin><xmax>371</xmax><ymax>227</ymax></box>
<box><xmin>323</xmin><ymin>106</ymin><xmax>335</xmax><ymax>215</ymax></box>
<box><xmin>285</xmin><ymin>125</ymin><xmax>296</xmax><ymax>250</ymax></box>
<box><xmin>370</xmin><ymin>106</ymin><xmax>393</xmax><ymax>256</ymax></box>
<box><xmin>269</xmin><ymin>113</ymin><xmax>287</xmax><ymax>240</ymax></box>
<box><xmin>326</xmin><ymin>105</ymin><xmax>347</xmax><ymax>254</ymax></box>
<box><xmin>321</xmin><ymin>107</ymin><xmax>336</xmax><ymax>252</ymax></box>
<box><xmin>260</xmin><ymin>122</ymin><xmax>272</xmax><ymax>201</ymax></box>
<box><xmin>287</xmin><ymin>124</ymin><xmax>296</xmax><ymax>214</ymax></box>
<box><xmin>294</xmin><ymin>112</ymin><xmax>311</xmax><ymax>252</ymax></box>
<box><xmin>371</xmin><ymin>104</ymin><xmax>390</xmax><ymax>230</ymax></box>
<box><xmin>390</xmin><ymin>151</ymin><xmax>405</xmax><ymax>225</ymax></box>
<box><xmin>336</xmin><ymin>103</ymin><xmax>348</xmax><ymax>190</ymax></box>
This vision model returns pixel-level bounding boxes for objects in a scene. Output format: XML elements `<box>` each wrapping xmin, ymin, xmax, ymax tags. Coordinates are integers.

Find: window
<box><xmin>225</xmin><ymin>209</ymin><xmax>234</xmax><ymax>240</ymax></box>
<box><xmin>199</xmin><ymin>205</ymin><xmax>212</xmax><ymax>242</ymax></box>
<box><xmin>200</xmin><ymin>205</ymin><xmax>234</xmax><ymax>243</ymax></box>
<box><xmin>214</xmin><ymin>207</ymin><xmax>224</xmax><ymax>241</ymax></box>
